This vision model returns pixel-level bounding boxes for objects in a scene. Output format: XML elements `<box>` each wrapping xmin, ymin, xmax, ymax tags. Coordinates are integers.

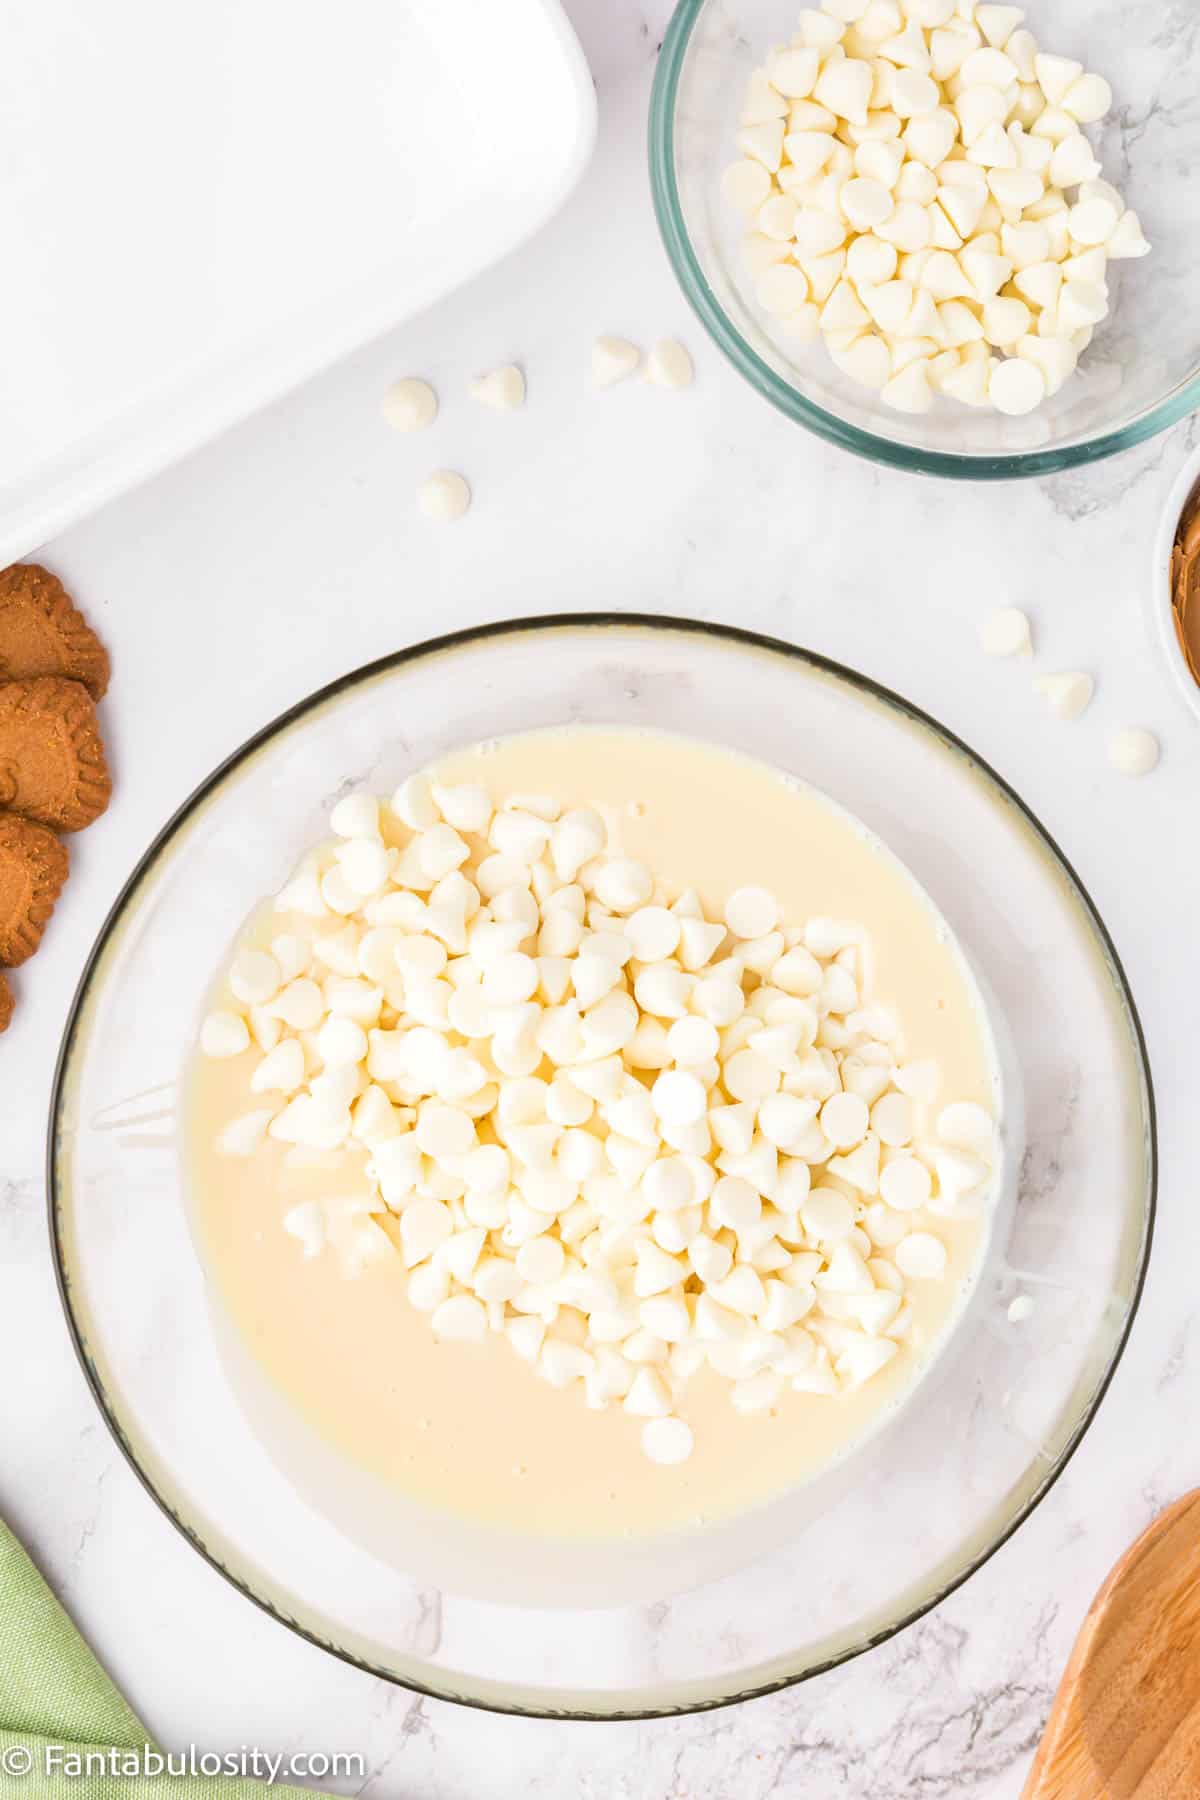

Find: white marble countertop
<box><xmin>3</xmin><ymin>5</ymin><xmax>1199</xmax><ymax>1795</ymax></box>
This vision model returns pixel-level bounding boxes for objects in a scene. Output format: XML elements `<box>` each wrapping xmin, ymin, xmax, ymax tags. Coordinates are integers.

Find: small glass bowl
<box><xmin>649</xmin><ymin>0</ymin><xmax>1200</xmax><ymax>479</ymax></box>
<box><xmin>50</xmin><ymin>618</ymin><xmax>1154</xmax><ymax>1716</ymax></box>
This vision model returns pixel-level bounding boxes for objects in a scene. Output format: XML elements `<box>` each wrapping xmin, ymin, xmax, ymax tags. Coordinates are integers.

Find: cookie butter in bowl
<box><xmin>1152</xmin><ymin>445</ymin><xmax>1200</xmax><ymax>724</ymax></box>
<box><xmin>1172</xmin><ymin>483</ymin><xmax>1200</xmax><ymax>686</ymax></box>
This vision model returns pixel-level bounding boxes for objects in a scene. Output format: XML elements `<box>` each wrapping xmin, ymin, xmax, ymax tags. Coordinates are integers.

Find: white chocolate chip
<box><xmin>283</xmin><ymin>1201</ymin><xmax>326</xmax><ymax>1258</ymax></box>
<box><xmin>1109</xmin><ymin>728</ymin><xmax>1160</xmax><ymax>777</ymax></box>
<box><xmin>722</xmin><ymin>159</ymin><xmax>774</xmax><ymax>213</ymax></box>
<box><xmin>980</xmin><ymin>606</ymin><xmax>1032</xmax><ymax>657</ymax></box>
<box><xmin>592</xmin><ymin>336</ymin><xmax>641</xmax><ymax>388</ymax></box>
<box><xmin>1034</xmin><ymin>54</ymin><xmax>1082</xmax><ymax>105</ymax></box>
<box><xmin>646</xmin><ymin>340</ymin><xmax>695</xmax><ymax>390</ymax></box>
<box><xmin>229</xmin><ymin>949</ymin><xmax>282</xmax><ymax>1006</ymax></box>
<box><xmin>216</xmin><ymin>1108</ymin><xmax>276</xmax><ymax>1157</ymax></box>
<box><xmin>881</xmin><ymin>360</ymin><xmax>933</xmax><ymax>414</ymax></box>
<box><xmin>738</xmin><ymin>119</ymin><xmax>787</xmax><ymax>171</ymax></box>
<box><xmin>879</xmin><ymin>1155</ymin><xmax>933</xmax><ymax>1212</ymax></box>
<box><xmin>758</xmin><ymin>263</ymin><xmax>811</xmax><ymax>316</ymax></box>
<box><xmin>895</xmin><ymin>1231</ymin><xmax>947</xmax><ymax>1280</ymax></box>
<box><xmin>469</xmin><ymin>365</ymin><xmax>525</xmax><ymax>412</ymax></box>
<box><xmin>724</xmin><ymin>886</ymin><xmax>780</xmax><ymax>939</ymax></box>
<box><xmin>330</xmin><ymin>793</ymin><xmax>380</xmax><ymax>840</ymax></box>
<box><xmin>432</xmin><ymin>783</ymin><xmax>492</xmax><ymax>834</ymax></box>
<box><xmin>937</xmin><ymin>1101</ymin><xmax>996</xmax><ymax>1154</ymax></box>
<box><xmin>382</xmin><ymin>377</ymin><xmax>437</xmax><ymax>431</ymax></box>
<box><xmin>624</xmin><ymin>1367</ymin><xmax>672</xmax><ymax>1417</ymax></box>
<box><xmin>1034</xmin><ymin>671</ymin><xmax>1094</xmax><ymax>721</ymax></box>
<box><xmin>251</xmin><ymin>1037</ymin><xmax>306</xmax><ymax>1095</ymax></box>
<box><xmin>814</xmin><ymin>57</ymin><xmax>873</xmax><ymax>126</ymax></box>
<box><xmin>975</xmin><ymin>6</ymin><xmax>1023</xmax><ymax>49</ymax></box>
<box><xmin>988</xmin><ymin>357</ymin><xmax>1045</xmax><ymax>416</ymax></box>
<box><xmin>766</xmin><ymin>47</ymin><xmax>820</xmax><ymax>98</ymax></box>
<box><xmin>431</xmin><ymin>1294</ymin><xmax>488</xmax><ymax>1342</ymax></box>
<box><xmin>820</xmin><ymin>1091</ymin><xmax>870</xmax><ymax>1149</ymax></box>
<box><xmin>417</xmin><ymin>471</ymin><xmax>471</xmax><ymax>523</ymax></box>
<box><xmin>201</xmin><ymin>1010</ymin><xmax>249</xmax><ymax>1058</ymax></box>
<box><xmin>1049</xmin><ymin>132</ymin><xmax>1100</xmax><ymax>188</ymax></box>
<box><xmin>1061</xmin><ymin>73</ymin><xmax>1112</xmax><ymax>124</ymax></box>
<box><xmin>740</xmin><ymin>70</ymin><xmax>788</xmax><ymax>125</ymax></box>
<box><xmin>641</xmin><ymin>1416</ymin><xmax>695</xmax><ymax>1465</ymax></box>
<box><xmin>841</xmin><ymin>176</ymin><xmax>895</xmax><ymax>231</ymax></box>
<box><xmin>1106</xmin><ymin>211</ymin><xmax>1150</xmax><ymax>261</ymax></box>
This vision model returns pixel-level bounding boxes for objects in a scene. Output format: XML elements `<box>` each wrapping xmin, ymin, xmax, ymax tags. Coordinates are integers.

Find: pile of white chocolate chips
<box><xmin>726</xmin><ymin>1</ymin><xmax>1150</xmax><ymax>416</ymax></box>
<box><xmin>200</xmin><ymin>779</ymin><xmax>997</xmax><ymax>1467</ymax></box>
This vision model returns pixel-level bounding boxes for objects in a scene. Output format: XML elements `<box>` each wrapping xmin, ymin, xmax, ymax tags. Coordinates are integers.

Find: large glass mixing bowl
<box><xmin>650</xmin><ymin>0</ymin><xmax>1200</xmax><ymax>478</ymax></box>
<box><xmin>49</xmin><ymin>618</ymin><xmax>1154</xmax><ymax>1716</ymax></box>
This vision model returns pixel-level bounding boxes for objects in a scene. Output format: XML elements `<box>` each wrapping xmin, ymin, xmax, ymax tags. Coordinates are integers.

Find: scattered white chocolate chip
<box><xmin>204</xmin><ymin>776</ymin><xmax>999</xmax><ymax>1470</ymax></box>
<box><xmin>470</xmin><ymin>364</ymin><xmax>526</xmax><ymax>412</ymax></box>
<box><xmin>417</xmin><ymin>470</ymin><xmax>471</xmax><ymax>523</ymax></box>
<box><xmin>592</xmin><ymin>336</ymin><xmax>641</xmax><ymax>388</ymax></box>
<box><xmin>1007</xmin><ymin>1294</ymin><xmax>1035</xmax><ymax>1323</ymax></box>
<box><xmin>981</xmin><ymin>607</ymin><xmax>1033</xmax><ymax>658</ymax></box>
<box><xmin>1109</xmin><ymin>728</ymin><xmax>1160</xmax><ymax>777</ymax></box>
<box><xmin>1034</xmin><ymin>671</ymin><xmax>1094</xmax><ymax>720</ymax></box>
<box><xmin>645</xmin><ymin>339</ymin><xmax>695</xmax><ymax>390</ymax></box>
<box><xmin>382</xmin><ymin>377</ymin><xmax>438</xmax><ymax>432</ymax></box>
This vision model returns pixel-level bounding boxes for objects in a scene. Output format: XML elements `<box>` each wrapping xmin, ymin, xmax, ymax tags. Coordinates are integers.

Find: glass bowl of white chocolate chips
<box><xmin>650</xmin><ymin>0</ymin><xmax>1199</xmax><ymax>476</ymax></box>
<box><xmin>50</xmin><ymin>617</ymin><xmax>1153</xmax><ymax>1715</ymax></box>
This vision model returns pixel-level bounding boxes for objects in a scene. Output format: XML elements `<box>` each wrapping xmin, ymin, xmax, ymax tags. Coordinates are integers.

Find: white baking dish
<box><xmin>0</xmin><ymin>0</ymin><xmax>595</xmax><ymax>562</ymax></box>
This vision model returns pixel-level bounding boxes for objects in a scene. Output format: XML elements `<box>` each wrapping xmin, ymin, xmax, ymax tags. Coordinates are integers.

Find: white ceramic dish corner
<box><xmin>0</xmin><ymin>0</ymin><xmax>596</xmax><ymax>564</ymax></box>
<box><xmin>1150</xmin><ymin>441</ymin><xmax>1200</xmax><ymax>726</ymax></box>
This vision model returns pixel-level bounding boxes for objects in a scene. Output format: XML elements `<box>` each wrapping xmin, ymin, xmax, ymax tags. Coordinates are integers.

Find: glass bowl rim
<box><xmin>47</xmin><ymin>611</ymin><xmax>1157</xmax><ymax>1720</ymax></box>
<box><xmin>647</xmin><ymin>0</ymin><xmax>1200</xmax><ymax>482</ymax></box>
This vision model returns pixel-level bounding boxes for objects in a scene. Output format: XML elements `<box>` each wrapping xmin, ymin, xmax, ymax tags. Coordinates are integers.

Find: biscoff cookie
<box><xmin>0</xmin><ymin>813</ymin><xmax>69</xmax><ymax>966</ymax></box>
<box><xmin>0</xmin><ymin>970</ymin><xmax>12</xmax><ymax>1032</ymax></box>
<box><xmin>0</xmin><ymin>678</ymin><xmax>111</xmax><ymax>832</ymax></box>
<box><xmin>0</xmin><ymin>564</ymin><xmax>110</xmax><ymax>700</ymax></box>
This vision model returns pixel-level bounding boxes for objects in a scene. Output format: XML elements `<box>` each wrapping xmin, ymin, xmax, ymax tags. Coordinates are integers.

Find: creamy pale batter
<box><xmin>186</xmin><ymin>729</ymin><xmax>999</xmax><ymax>1541</ymax></box>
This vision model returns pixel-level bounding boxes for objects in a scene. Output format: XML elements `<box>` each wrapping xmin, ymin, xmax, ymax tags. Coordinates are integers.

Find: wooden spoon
<box><xmin>1023</xmin><ymin>1490</ymin><xmax>1200</xmax><ymax>1798</ymax></box>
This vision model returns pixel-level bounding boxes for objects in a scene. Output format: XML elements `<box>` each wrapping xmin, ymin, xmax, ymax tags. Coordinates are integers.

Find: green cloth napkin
<box><xmin>0</xmin><ymin>1520</ymin><xmax>329</xmax><ymax>1797</ymax></box>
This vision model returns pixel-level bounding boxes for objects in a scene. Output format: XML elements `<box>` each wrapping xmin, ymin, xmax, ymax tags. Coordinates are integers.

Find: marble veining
<box><xmin>2</xmin><ymin>2</ymin><xmax>1198</xmax><ymax>1794</ymax></box>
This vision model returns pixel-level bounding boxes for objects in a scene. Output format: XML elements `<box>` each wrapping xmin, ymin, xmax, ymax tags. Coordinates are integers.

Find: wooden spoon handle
<box><xmin>1023</xmin><ymin>1490</ymin><xmax>1200</xmax><ymax>1799</ymax></box>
